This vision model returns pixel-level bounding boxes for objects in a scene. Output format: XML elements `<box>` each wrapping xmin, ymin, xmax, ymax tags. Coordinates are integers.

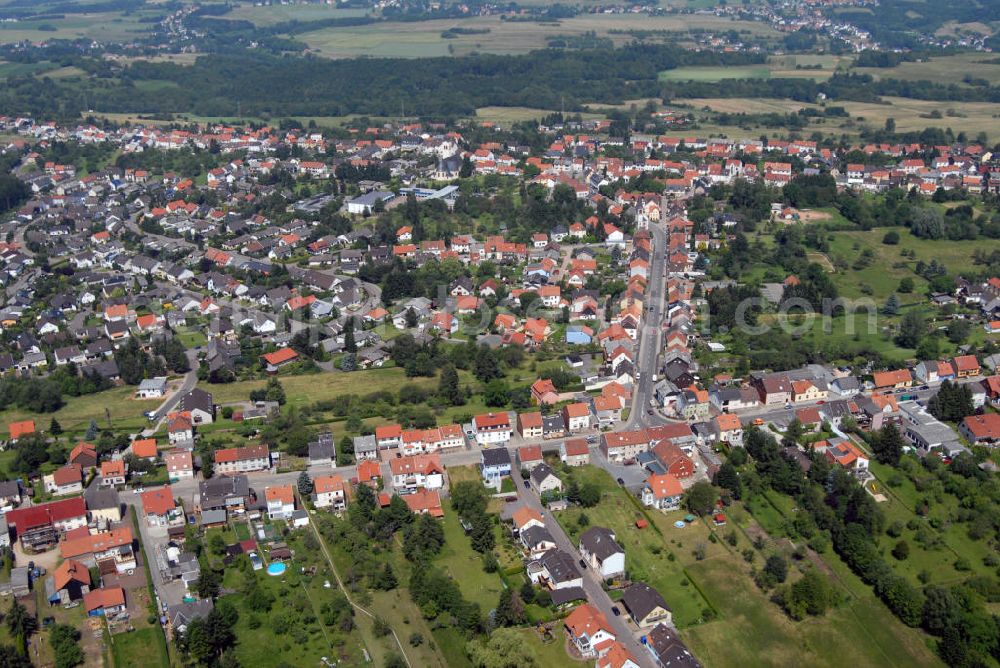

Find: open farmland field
<box><xmin>297</xmin><ymin>14</ymin><xmax>776</xmax><ymax>58</ymax></box>
<box><xmin>475</xmin><ymin>105</ymin><xmax>603</xmax><ymax>124</ymax></box>
<box><xmin>677</xmin><ymin>95</ymin><xmax>1000</xmax><ymax>137</ymax></box>
<box><xmin>662</xmin><ymin>55</ymin><xmax>847</xmax><ymax>83</ymax></box>
<box><xmin>679</xmin><ymin>97</ymin><xmax>820</xmax><ymax>114</ymax></box>
<box><xmin>660</xmin><ymin>65</ymin><xmax>773</xmax><ymax>82</ymax></box>
<box><xmin>0</xmin><ymin>11</ymin><xmax>157</xmax><ymax>44</ymax></box>
<box><xmin>854</xmin><ymin>53</ymin><xmax>1000</xmax><ymax>86</ymax></box>
<box><xmin>218</xmin><ymin>4</ymin><xmax>369</xmax><ymax>26</ymax></box>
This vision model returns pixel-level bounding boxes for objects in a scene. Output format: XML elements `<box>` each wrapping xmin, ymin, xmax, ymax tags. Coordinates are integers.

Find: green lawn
<box><xmin>682</xmin><ymin>556</ymin><xmax>941</xmax><ymax>668</ymax></box>
<box><xmin>869</xmin><ymin>461</ymin><xmax>997</xmax><ymax>586</ymax></box>
<box><xmin>207</xmin><ymin>368</ymin><xmax>439</xmax><ymax>407</ymax></box>
<box><xmin>315</xmin><ymin>516</ymin><xmax>448</xmax><ymax>668</ymax></box>
<box><xmin>826</xmin><ymin>228</ymin><xmax>984</xmax><ymax>301</ymax></box>
<box><xmin>0</xmin><ymin>386</ymin><xmax>147</xmax><ymax>441</ymax></box>
<box><xmin>220</xmin><ymin>530</ymin><xmax>372</xmax><ymax>668</ymax></box>
<box><xmin>111</xmin><ymin>627</ymin><xmax>169</xmax><ymax>668</ymax></box>
<box><xmin>719</xmin><ymin>491</ymin><xmax>944</xmax><ymax>668</ymax></box>
<box><xmin>553</xmin><ymin>466</ymin><xmax>712</xmax><ymax>628</ymax></box>
<box><xmin>435</xmin><ymin>502</ymin><xmax>505</xmax><ymax>611</ymax></box>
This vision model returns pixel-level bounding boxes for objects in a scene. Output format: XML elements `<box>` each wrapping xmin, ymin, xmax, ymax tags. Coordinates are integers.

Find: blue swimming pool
<box><xmin>267</xmin><ymin>562</ymin><xmax>287</xmax><ymax>576</ymax></box>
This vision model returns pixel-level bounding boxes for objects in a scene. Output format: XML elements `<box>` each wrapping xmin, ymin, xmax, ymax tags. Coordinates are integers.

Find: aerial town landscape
<box><xmin>0</xmin><ymin>0</ymin><xmax>998</xmax><ymax>667</ymax></box>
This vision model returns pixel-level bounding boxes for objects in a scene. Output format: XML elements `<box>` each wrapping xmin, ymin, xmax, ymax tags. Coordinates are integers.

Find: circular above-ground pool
<box><xmin>267</xmin><ymin>562</ymin><xmax>287</xmax><ymax>576</ymax></box>
<box><xmin>674</xmin><ymin>521</ymin><xmax>686</xmax><ymax>528</ymax></box>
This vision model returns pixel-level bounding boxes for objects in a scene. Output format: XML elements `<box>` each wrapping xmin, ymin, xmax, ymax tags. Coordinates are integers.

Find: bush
<box><xmin>891</xmin><ymin>540</ymin><xmax>909</xmax><ymax>561</ymax></box>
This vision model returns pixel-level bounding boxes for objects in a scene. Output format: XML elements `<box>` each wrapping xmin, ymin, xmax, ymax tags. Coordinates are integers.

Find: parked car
<box><xmin>611</xmin><ymin>606</ymin><xmax>621</xmax><ymax>617</ymax></box>
<box><xmin>579</xmin><ymin>559</ymin><xmax>587</xmax><ymax>569</ymax></box>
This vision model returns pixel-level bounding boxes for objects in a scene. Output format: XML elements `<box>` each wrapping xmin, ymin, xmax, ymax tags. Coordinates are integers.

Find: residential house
<box><xmin>872</xmin><ymin>369</ymin><xmax>913</xmax><ymax>390</ymax></box>
<box><xmin>312</xmin><ymin>475</ymin><xmax>346</xmax><ymax>510</ymax></box>
<box><xmin>754</xmin><ymin>374</ymin><xmax>793</xmax><ymax>405</ymax></box>
<box><xmin>953</xmin><ymin>355</ymin><xmax>981</xmax><ymax>378</ymax></box>
<box><xmin>180</xmin><ymin>388</ymin><xmax>215</xmax><ymax>424</ymax></box>
<box><xmin>645</xmin><ymin>623</ymin><xmax>701</xmax><ymax>668</ymax></box>
<box><xmin>564</xmin><ymin>603</ymin><xmax>616</xmax><ymax>659</ymax></box>
<box><xmin>308</xmin><ymin>433</ymin><xmax>336</xmax><ymax>468</ymax></box>
<box><xmin>712</xmin><ymin>413</ymin><xmax>743</xmax><ymax>446</ymax></box>
<box><xmin>59</xmin><ymin>527</ymin><xmax>136</xmax><ymax>575</ymax></box>
<box><xmin>131</xmin><ymin>438</ymin><xmax>158</xmax><ymax>461</ymax></box>
<box><xmin>517</xmin><ymin>445</ymin><xmax>544</xmax><ymax>471</ymax></box>
<box><xmin>165</xmin><ymin>450</ymin><xmax>194</xmax><ymax>481</ymax></box>
<box><xmin>7</xmin><ymin>419</ymin><xmax>35</xmax><ymax>443</ymax></box>
<box><xmin>140</xmin><ymin>487</ymin><xmax>179</xmax><ymax>527</ymax></box>
<box><xmin>198</xmin><ymin>475</ymin><xmax>254</xmax><ymax>516</ymax></box>
<box><xmin>960</xmin><ymin>413</ymin><xmax>1000</xmax><ymax>445</ymax></box>
<box><xmin>620</xmin><ymin>582</ymin><xmax>672</xmax><ymax>628</ymax></box>
<box><xmin>401</xmin><ymin>488</ymin><xmax>444</xmax><ymax>517</ymax></box>
<box><xmin>50</xmin><ymin>558</ymin><xmax>91</xmax><ymax>604</ymax></box>
<box><xmin>265</xmin><ymin>485</ymin><xmax>296</xmax><ymax>520</ymax></box>
<box><xmin>596</xmin><ymin>642</ymin><xmax>642</xmax><ymax>668</ymax></box>
<box><xmin>601</xmin><ymin>429</ymin><xmax>650</xmax><ymax>463</ymax></box>
<box><xmin>473</xmin><ymin>412</ymin><xmax>512</xmax><ymax>445</ymax></box>
<box><xmin>563</xmin><ymin>403</ymin><xmax>593</xmax><ymax>432</ymax></box>
<box><xmin>481</xmin><ymin>448</ymin><xmax>512</xmax><ymax>488</ymax></box>
<box><xmin>136</xmin><ymin>377</ymin><xmax>167</xmax><ymax>399</ymax></box>
<box><xmin>561</xmin><ymin>439</ymin><xmax>590</xmax><ymax>467</ymax></box>
<box><xmin>518</xmin><ymin>412</ymin><xmax>544</xmax><ymax>440</ymax></box>
<box><xmin>84</xmin><ymin>587</ymin><xmax>127</xmax><ymax>619</ymax></box>
<box><xmin>579</xmin><ymin>527</ymin><xmax>625</xmax><ymax>580</ymax></box>
<box><xmin>44</xmin><ymin>464</ymin><xmax>83</xmax><ymax>496</ymax></box>
<box><xmin>214</xmin><ymin>444</ymin><xmax>270</xmax><ymax>475</ymax></box>
<box><xmin>6</xmin><ymin>498</ymin><xmax>88</xmax><ymax>550</ymax></box>
<box><xmin>651</xmin><ymin>441</ymin><xmax>695</xmax><ymax>478</ymax></box>
<box><xmin>100</xmin><ymin>460</ymin><xmax>127</xmax><ymax>487</ymax></box>
<box><xmin>641</xmin><ymin>473</ymin><xmax>684</xmax><ymax>511</ymax></box>
<box><xmin>520</xmin><ymin>524</ymin><xmax>558</xmax><ymax>558</ymax></box>
<box><xmin>529</xmin><ymin>549</ymin><xmax>583</xmax><ymax>590</ymax></box>
<box><xmin>167</xmin><ymin>411</ymin><xmax>194</xmax><ymax>444</ymax></box>
<box><xmin>390</xmin><ymin>454</ymin><xmax>444</xmax><ymax>491</ymax></box>
<box><xmin>823</xmin><ymin>441</ymin><xmax>871</xmax><ymax>477</ymax></box>
<box><xmin>530</xmin><ymin>463</ymin><xmax>563</xmax><ymax>496</ymax></box>
<box><xmin>68</xmin><ymin>442</ymin><xmax>98</xmax><ymax>469</ymax></box>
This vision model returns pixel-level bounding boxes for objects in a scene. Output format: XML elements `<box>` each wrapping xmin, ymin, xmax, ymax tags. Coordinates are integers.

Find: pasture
<box><xmin>296</xmin><ymin>13</ymin><xmax>776</xmax><ymax>58</ymax></box>
<box><xmin>0</xmin><ymin>11</ymin><xmax>157</xmax><ymax>44</ymax></box>
<box><xmin>475</xmin><ymin>105</ymin><xmax>603</xmax><ymax>124</ymax></box>
<box><xmin>854</xmin><ymin>53</ymin><xmax>1000</xmax><ymax>86</ymax></box>
<box><xmin>676</xmin><ymin>95</ymin><xmax>1000</xmax><ymax>138</ymax></box>
<box><xmin>218</xmin><ymin>3</ymin><xmax>369</xmax><ymax>26</ymax></box>
<box><xmin>661</xmin><ymin>55</ymin><xmax>847</xmax><ymax>83</ymax></box>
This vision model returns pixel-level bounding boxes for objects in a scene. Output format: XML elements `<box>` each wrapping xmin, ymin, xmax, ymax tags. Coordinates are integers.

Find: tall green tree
<box><xmin>438</xmin><ymin>364</ymin><xmax>464</xmax><ymax>406</ymax></box>
<box><xmin>896</xmin><ymin>310</ymin><xmax>925</xmax><ymax>349</ymax></box>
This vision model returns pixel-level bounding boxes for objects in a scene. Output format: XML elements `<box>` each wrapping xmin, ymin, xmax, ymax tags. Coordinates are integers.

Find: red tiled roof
<box><xmin>140</xmin><ymin>487</ymin><xmax>175</xmax><ymax>517</ymax></box>
<box><xmin>262</xmin><ymin>347</ymin><xmax>299</xmax><ymax>366</ymax></box>
<box><xmin>84</xmin><ymin>587</ymin><xmax>125</xmax><ymax>612</ymax></box>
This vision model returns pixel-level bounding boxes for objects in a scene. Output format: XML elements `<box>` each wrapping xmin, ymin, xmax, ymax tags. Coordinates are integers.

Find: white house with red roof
<box><xmin>564</xmin><ymin>603</ymin><xmax>617</xmax><ymax>658</ymax></box>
